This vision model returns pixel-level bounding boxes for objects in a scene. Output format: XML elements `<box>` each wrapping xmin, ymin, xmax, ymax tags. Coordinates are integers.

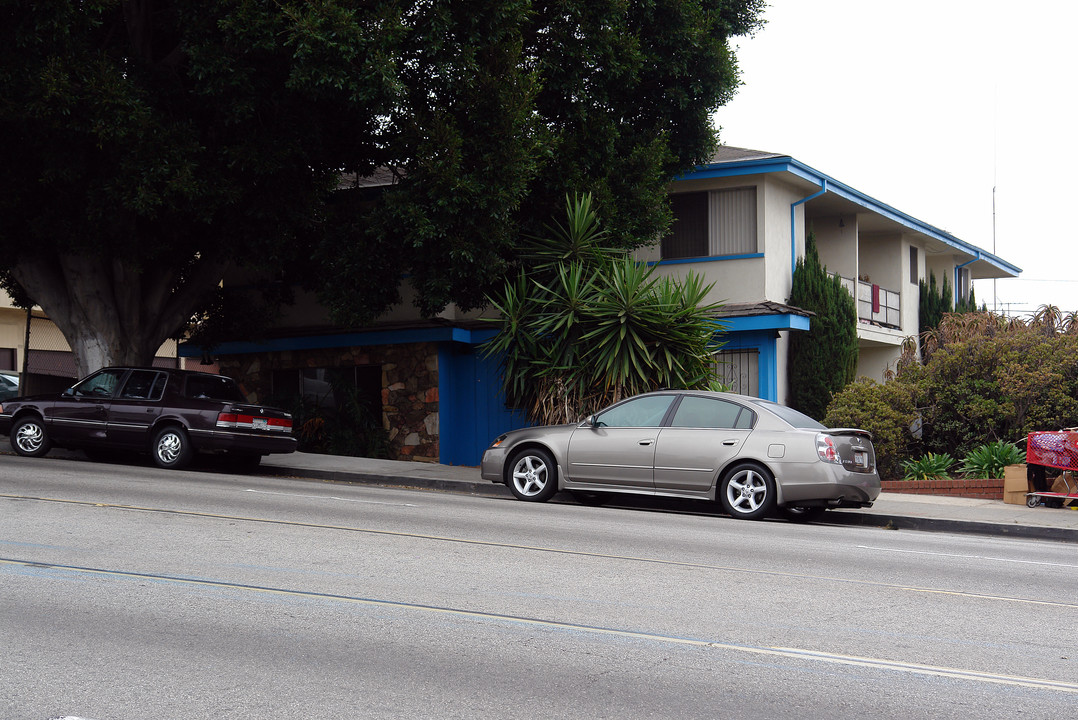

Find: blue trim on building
<box><xmin>178</xmin><ymin>325</ymin><xmax>487</xmax><ymax>357</ymax></box>
<box><xmin>676</xmin><ymin>155</ymin><xmax>1022</xmax><ymax>277</ymax></box>
<box><xmin>722</xmin><ymin>313</ymin><xmax>809</xmax><ymax>334</ymax></box>
<box><xmin>437</xmin><ymin>341</ymin><xmax>529</xmax><ymax>466</ymax></box>
<box><xmin>720</xmin><ymin>330</ymin><xmax>780</xmax><ymax>402</ymax></box>
<box><xmin>647</xmin><ymin>253</ymin><xmax>763</xmax><ymax>267</ymax></box>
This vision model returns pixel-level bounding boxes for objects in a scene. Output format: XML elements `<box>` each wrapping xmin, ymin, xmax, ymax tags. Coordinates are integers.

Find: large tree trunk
<box><xmin>11</xmin><ymin>252</ymin><xmax>230</xmax><ymax>379</ymax></box>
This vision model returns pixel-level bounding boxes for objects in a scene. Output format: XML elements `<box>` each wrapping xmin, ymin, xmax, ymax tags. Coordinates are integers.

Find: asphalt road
<box><xmin>3</xmin><ymin>454</ymin><xmax>1077</xmax><ymax>719</ymax></box>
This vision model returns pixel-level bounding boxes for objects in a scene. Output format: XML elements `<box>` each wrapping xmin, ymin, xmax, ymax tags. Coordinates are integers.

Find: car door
<box><xmin>652</xmin><ymin>395</ymin><xmax>755</xmax><ymax>492</ymax></box>
<box><xmin>105</xmin><ymin>369</ymin><xmax>169</xmax><ymax>447</ymax></box>
<box><xmin>45</xmin><ymin>368</ymin><xmax>127</xmax><ymax>445</ymax></box>
<box><xmin>566</xmin><ymin>394</ymin><xmax>676</xmax><ymax>489</ymax></box>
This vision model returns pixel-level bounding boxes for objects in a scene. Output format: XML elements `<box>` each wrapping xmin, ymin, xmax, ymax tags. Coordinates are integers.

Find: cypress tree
<box><xmin>786</xmin><ymin>232</ymin><xmax>859</xmax><ymax>419</ymax></box>
<box><xmin>919</xmin><ymin>271</ymin><xmax>958</xmax><ymax>333</ymax></box>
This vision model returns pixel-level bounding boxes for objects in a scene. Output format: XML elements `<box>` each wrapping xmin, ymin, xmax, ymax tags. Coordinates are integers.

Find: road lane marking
<box><xmin>857</xmin><ymin>545</ymin><xmax>1078</xmax><ymax>569</ymax></box>
<box><xmin>5</xmin><ymin>556</ymin><xmax>1077</xmax><ymax>695</ymax></box>
<box><xmin>4</xmin><ymin>493</ymin><xmax>1077</xmax><ymax>610</ymax></box>
<box><xmin>242</xmin><ymin>488</ymin><xmax>418</xmax><ymax>507</ymax></box>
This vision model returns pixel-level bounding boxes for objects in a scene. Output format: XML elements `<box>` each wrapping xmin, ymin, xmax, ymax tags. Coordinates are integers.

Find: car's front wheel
<box><xmin>507</xmin><ymin>447</ymin><xmax>558</xmax><ymax>502</ymax></box>
<box><xmin>11</xmin><ymin>416</ymin><xmax>51</xmax><ymax>458</ymax></box>
<box><xmin>719</xmin><ymin>463</ymin><xmax>776</xmax><ymax>520</ymax></box>
<box><xmin>152</xmin><ymin>426</ymin><xmax>193</xmax><ymax>469</ymax></box>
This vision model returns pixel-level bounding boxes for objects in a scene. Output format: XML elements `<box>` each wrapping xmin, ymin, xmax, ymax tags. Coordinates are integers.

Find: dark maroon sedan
<box><xmin>0</xmin><ymin>367</ymin><xmax>296</xmax><ymax>470</ymax></box>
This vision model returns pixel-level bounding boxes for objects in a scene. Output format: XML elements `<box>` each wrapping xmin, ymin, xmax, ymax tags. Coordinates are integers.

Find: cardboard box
<box><xmin>1003</xmin><ymin>464</ymin><xmax>1029</xmax><ymax>505</ymax></box>
<box><xmin>1050</xmin><ymin>474</ymin><xmax>1076</xmax><ymax>507</ymax></box>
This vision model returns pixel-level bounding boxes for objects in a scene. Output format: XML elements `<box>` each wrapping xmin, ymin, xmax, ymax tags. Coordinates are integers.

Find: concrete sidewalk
<box><xmin>262</xmin><ymin>452</ymin><xmax>1078</xmax><ymax>543</ymax></box>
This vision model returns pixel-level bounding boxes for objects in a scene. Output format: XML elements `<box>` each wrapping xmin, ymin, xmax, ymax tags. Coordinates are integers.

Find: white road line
<box><xmin>243</xmin><ymin>488</ymin><xmax>417</xmax><ymax>507</ymax></box>
<box><xmin>10</xmin><ymin>558</ymin><xmax>1078</xmax><ymax>695</ymax></box>
<box><xmin>857</xmin><ymin>545</ymin><xmax>1078</xmax><ymax>569</ymax></box>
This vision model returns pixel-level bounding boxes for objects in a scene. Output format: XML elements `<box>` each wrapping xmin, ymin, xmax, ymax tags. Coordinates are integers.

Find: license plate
<box><xmin>252</xmin><ymin>418</ymin><xmax>269</xmax><ymax>430</ymax></box>
<box><xmin>854</xmin><ymin>451</ymin><xmax>867</xmax><ymax>468</ymax></box>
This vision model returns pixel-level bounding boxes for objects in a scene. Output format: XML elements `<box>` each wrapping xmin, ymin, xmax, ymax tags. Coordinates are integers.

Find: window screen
<box><xmin>662</xmin><ymin>192</ymin><xmax>708</xmax><ymax>259</ymax></box>
<box><xmin>662</xmin><ymin>188</ymin><xmax>756</xmax><ymax>260</ymax></box>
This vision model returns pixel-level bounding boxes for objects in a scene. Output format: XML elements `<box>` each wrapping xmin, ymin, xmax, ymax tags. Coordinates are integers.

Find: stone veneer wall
<box><xmin>216</xmin><ymin>342</ymin><xmax>441</xmax><ymax>463</ymax></box>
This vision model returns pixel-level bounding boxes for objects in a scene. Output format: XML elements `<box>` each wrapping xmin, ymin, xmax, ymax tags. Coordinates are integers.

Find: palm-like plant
<box><xmin>960</xmin><ymin>441</ymin><xmax>1026</xmax><ymax>479</ymax></box>
<box><xmin>901</xmin><ymin>452</ymin><xmax>955</xmax><ymax>482</ymax></box>
<box><xmin>484</xmin><ymin>193</ymin><xmax>727</xmax><ymax>425</ymax></box>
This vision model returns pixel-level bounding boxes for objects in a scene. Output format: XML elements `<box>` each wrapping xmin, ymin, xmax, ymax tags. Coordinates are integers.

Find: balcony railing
<box><xmin>834</xmin><ymin>275</ymin><xmax>901</xmax><ymax>329</ymax></box>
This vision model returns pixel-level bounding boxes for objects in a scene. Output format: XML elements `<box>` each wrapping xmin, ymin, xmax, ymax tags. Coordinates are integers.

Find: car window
<box><xmin>594</xmin><ymin>395</ymin><xmax>676</xmax><ymax>428</ymax></box>
<box><xmin>119</xmin><ymin>370</ymin><xmax>166</xmax><ymax>401</ymax></box>
<box><xmin>73</xmin><ymin>369</ymin><xmax>126</xmax><ymax>398</ymax></box>
<box><xmin>669</xmin><ymin>396</ymin><xmax>753</xmax><ymax>429</ymax></box>
<box><xmin>754</xmin><ymin>399</ymin><xmax>826</xmax><ymax>429</ymax></box>
<box><xmin>184</xmin><ymin>374</ymin><xmax>246</xmax><ymax>402</ymax></box>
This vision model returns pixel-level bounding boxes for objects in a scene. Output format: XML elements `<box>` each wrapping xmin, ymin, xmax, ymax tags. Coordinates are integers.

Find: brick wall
<box><xmin>880</xmin><ymin>477</ymin><xmax>1004</xmax><ymax>500</ymax></box>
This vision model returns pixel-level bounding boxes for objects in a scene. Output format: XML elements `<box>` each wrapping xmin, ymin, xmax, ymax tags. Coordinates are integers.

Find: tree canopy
<box><xmin>0</xmin><ymin>0</ymin><xmax>764</xmax><ymax>376</ymax></box>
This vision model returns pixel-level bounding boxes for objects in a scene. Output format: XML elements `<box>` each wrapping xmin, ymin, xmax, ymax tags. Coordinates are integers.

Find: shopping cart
<box><xmin>1025</xmin><ymin>430</ymin><xmax>1078</xmax><ymax>508</ymax></box>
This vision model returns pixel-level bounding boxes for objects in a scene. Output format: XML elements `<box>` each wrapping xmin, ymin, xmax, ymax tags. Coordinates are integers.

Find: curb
<box><xmin>264</xmin><ymin>463</ymin><xmax>1078</xmax><ymax>543</ymax></box>
<box><xmin>262</xmin><ymin>464</ymin><xmax>514</xmax><ymax>499</ymax></box>
<box><xmin>824</xmin><ymin>509</ymin><xmax>1078</xmax><ymax>544</ymax></box>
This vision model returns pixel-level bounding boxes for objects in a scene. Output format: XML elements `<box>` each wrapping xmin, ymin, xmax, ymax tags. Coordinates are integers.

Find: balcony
<box><xmin>834</xmin><ymin>276</ymin><xmax>901</xmax><ymax>329</ymax></box>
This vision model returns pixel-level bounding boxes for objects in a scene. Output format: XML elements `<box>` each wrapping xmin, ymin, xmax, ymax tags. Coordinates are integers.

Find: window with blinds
<box><xmin>662</xmin><ymin>187</ymin><xmax>757</xmax><ymax>260</ymax></box>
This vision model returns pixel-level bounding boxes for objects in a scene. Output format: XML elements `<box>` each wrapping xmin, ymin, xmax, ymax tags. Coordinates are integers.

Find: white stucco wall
<box><xmin>813</xmin><ymin>214</ymin><xmax>858</xmax><ymax>279</ymax></box>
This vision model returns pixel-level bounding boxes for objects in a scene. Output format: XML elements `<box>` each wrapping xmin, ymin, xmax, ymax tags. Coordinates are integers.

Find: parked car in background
<box><xmin>0</xmin><ymin>367</ymin><xmax>296</xmax><ymax>470</ymax></box>
<box><xmin>481</xmin><ymin>390</ymin><xmax>880</xmax><ymax>521</ymax></box>
<box><xmin>0</xmin><ymin>372</ymin><xmax>19</xmax><ymax>402</ymax></box>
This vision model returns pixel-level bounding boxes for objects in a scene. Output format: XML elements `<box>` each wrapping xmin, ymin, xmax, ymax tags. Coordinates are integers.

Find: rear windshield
<box><xmin>754</xmin><ymin>400</ymin><xmax>826</xmax><ymax>430</ymax></box>
<box><xmin>184</xmin><ymin>374</ymin><xmax>245</xmax><ymax>403</ymax></box>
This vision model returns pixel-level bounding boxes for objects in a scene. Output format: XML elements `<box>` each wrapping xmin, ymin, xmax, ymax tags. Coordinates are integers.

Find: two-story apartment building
<box><xmin>180</xmin><ymin>147</ymin><xmax>1019</xmax><ymax>466</ymax></box>
<box><xmin>639</xmin><ymin>146</ymin><xmax>1020</xmax><ymax>403</ymax></box>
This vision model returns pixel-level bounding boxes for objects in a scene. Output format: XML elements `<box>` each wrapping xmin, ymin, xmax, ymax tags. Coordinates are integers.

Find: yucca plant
<box><xmin>960</xmin><ymin>441</ymin><xmax>1026</xmax><ymax>479</ymax></box>
<box><xmin>483</xmin><ymin>193</ymin><xmax>727</xmax><ymax>425</ymax></box>
<box><xmin>901</xmin><ymin>452</ymin><xmax>955</xmax><ymax>482</ymax></box>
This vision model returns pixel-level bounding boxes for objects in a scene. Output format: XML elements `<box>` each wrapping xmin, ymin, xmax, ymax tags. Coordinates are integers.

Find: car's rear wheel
<box><xmin>11</xmin><ymin>416</ymin><xmax>51</xmax><ymax>458</ymax></box>
<box><xmin>507</xmin><ymin>447</ymin><xmax>558</xmax><ymax>502</ymax></box>
<box><xmin>719</xmin><ymin>463</ymin><xmax>776</xmax><ymax>520</ymax></box>
<box><xmin>152</xmin><ymin>426</ymin><xmax>193</xmax><ymax>469</ymax></box>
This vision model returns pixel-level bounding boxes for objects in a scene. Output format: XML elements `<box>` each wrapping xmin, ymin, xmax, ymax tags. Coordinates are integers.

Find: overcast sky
<box><xmin>713</xmin><ymin>0</ymin><xmax>1078</xmax><ymax>317</ymax></box>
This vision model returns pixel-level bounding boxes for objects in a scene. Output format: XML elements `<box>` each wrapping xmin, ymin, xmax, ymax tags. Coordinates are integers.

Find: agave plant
<box><xmin>959</xmin><ymin>441</ymin><xmax>1026</xmax><ymax>479</ymax></box>
<box><xmin>901</xmin><ymin>452</ymin><xmax>955</xmax><ymax>482</ymax></box>
<box><xmin>483</xmin><ymin>193</ymin><xmax>727</xmax><ymax>426</ymax></box>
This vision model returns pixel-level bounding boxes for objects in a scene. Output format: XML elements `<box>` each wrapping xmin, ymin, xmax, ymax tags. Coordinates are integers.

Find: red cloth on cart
<box><xmin>1027</xmin><ymin>431</ymin><xmax>1078</xmax><ymax>471</ymax></box>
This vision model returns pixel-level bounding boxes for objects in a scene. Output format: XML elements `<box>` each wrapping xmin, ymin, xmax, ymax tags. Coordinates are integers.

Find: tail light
<box><xmin>816</xmin><ymin>433</ymin><xmax>840</xmax><ymax>464</ymax></box>
<box><xmin>217</xmin><ymin>412</ymin><xmax>293</xmax><ymax>432</ymax></box>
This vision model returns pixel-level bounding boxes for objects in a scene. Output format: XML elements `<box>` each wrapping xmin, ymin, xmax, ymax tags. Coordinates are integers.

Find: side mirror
<box><xmin>62</xmin><ymin>388</ymin><xmax>74</xmax><ymax>397</ymax></box>
<box><xmin>585</xmin><ymin>415</ymin><xmax>598</xmax><ymax>427</ymax></box>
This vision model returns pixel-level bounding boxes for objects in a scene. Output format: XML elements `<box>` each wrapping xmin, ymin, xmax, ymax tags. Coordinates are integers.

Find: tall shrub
<box><xmin>787</xmin><ymin>232</ymin><xmax>858</xmax><ymax>419</ymax></box>
<box><xmin>824</xmin><ymin>377</ymin><xmax>918</xmax><ymax>481</ymax></box>
<box><xmin>484</xmin><ymin>194</ymin><xmax>727</xmax><ymax>425</ymax></box>
<box><xmin>906</xmin><ymin>313</ymin><xmax>1078</xmax><ymax>455</ymax></box>
<box><xmin>918</xmin><ymin>272</ymin><xmax>953</xmax><ymax>335</ymax></box>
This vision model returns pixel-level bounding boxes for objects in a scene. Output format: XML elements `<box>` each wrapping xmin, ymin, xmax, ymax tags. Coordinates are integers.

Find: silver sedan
<box><xmin>481</xmin><ymin>390</ymin><xmax>880</xmax><ymax>521</ymax></box>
